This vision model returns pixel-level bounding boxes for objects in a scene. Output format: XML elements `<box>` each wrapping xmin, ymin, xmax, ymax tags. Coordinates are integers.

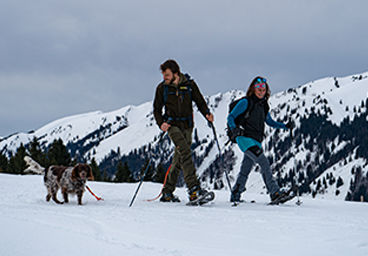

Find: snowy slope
<box><xmin>1</xmin><ymin>72</ymin><xmax>367</xmax><ymax>161</ymax></box>
<box><xmin>1</xmin><ymin>71</ymin><xmax>368</xmax><ymax>201</ymax></box>
<box><xmin>0</xmin><ymin>102</ymin><xmax>159</xmax><ymax>160</ymax></box>
<box><xmin>261</xmin><ymin>72</ymin><xmax>368</xmax><ymax>200</ymax></box>
<box><xmin>3</xmin><ymin>72</ymin><xmax>366</xmax><ymax>161</ymax></box>
<box><xmin>1</xmin><ymin>173</ymin><xmax>368</xmax><ymax>256</ymax></box>
<box><xmin>269</xmin><ymin>73</ymin><xmax>368</xmax><ymax>125</ymax></box>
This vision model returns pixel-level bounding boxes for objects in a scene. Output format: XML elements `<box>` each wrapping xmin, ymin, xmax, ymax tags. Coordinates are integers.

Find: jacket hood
<box><xmin>164</xmin><ymin>73</ymin><xmax>189</xmax><ymax>87</ymax></box>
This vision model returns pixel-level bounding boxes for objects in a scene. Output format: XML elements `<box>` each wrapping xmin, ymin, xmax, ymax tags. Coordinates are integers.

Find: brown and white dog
<box><xmin>24</xmin><ymin>156</ymin><xmax>94</xmax><ymax>205</ymax></box>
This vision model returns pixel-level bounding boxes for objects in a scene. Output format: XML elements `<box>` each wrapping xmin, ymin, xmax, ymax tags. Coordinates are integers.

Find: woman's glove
<box><xmin>231</xmin><ymin>127</ymin><xmax>243</xmax><ymax>141</ymax></box>
<box><xmin>285</xmin><ymin>120</ymin><xmax>294</xmax><ymax>130</ymax></box>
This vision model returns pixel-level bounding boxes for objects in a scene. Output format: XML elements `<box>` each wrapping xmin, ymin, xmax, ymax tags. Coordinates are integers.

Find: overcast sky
<box><xmin>1</xmin><ymin>0</ymin><xmax>367</xmax><ymax>137</ymax></box>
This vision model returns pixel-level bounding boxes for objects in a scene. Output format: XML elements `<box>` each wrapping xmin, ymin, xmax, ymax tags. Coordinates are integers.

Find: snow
<box><xmin>270</xmin><ymin>72</ymin><xmax>368</xmax><ymax>126</ymax></box>
<box><xmin>2</xmin><ymin>71</ymin><xmax>368</xmax><ymax>173</ymax></box>
<box><xmin>1</xmin><ymin>173</ymin><xmax>368</xmax><ymax>256</ymax></box>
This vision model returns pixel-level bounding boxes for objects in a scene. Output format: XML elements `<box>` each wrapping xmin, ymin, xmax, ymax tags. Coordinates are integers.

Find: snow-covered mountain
<box><xmin>1</xmin><ymin>71</ymin><xmax>368</xmax><ymax>201</ymax></box>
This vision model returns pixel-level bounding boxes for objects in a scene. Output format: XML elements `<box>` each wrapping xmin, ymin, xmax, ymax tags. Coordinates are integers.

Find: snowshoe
<box><xmin>186</xmin><ymin>186</ymin><xmax>215</xmax><ymax>206</ymax></box>
<box><xmin>160</xmin><ymin>192</ymin><xmax>181</xmax><ymax>203</ymax></box>
<box><xmin>268</xmin><ymin>188</ymin><xmax>296</xmax><ymax>205</ymax></box>
<box><xmin>230</xmin><ymin>183</ymin><xmax>246</xmax><ymax>203</ymax></box>
<box><xmin>186</xmin><ymin>191</ymin><xmax>215</xmax><ymax>206</ymax></box>
<box><xmin>231</xmin><ymin>198</ymin><xmax>245</xmax><ymax>203</ymax></box>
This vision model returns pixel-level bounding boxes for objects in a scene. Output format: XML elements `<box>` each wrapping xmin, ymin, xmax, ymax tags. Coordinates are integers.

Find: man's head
<box><xmin>160</xmin><ymin>59</ymin><xmax>180</xmax><ymax>84</ymax></box>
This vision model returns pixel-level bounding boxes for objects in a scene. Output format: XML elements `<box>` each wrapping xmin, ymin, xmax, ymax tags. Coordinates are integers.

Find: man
<box><xmin>153</xmin><ymin>59</ymin><xmax>214</xmax><ymax>202</ymax></box>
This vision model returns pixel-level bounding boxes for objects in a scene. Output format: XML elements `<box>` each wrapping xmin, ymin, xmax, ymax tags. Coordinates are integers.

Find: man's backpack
<box><xmin>225</xmin><ymin>96</ymin><xmax>254</xmax><ymax>145</ymax></box>
<box><xmin>162</xmin><ymin>73</ymin><xmax>194</xmax><ymax>127</ymax></box>
<box><xmin>162</xmin><ymin>73</ymin><xmax>193</xmax><ymax>105</ymax></box>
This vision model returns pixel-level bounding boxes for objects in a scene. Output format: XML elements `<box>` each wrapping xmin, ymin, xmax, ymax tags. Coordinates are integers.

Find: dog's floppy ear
<box><xmin>86</xmin><ymin>164</ymin><xmax>94</xmax><ymax>181</ymax></box>
<box><xmin>71</xmin><ymin>164</ymin><xmax>81</xmax><ymax>181</ymax></box>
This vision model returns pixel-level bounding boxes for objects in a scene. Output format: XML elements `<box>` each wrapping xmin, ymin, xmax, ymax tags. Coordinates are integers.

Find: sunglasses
<box><xmin>254</xmin><ymin>83</ymin><xmax>266</xmax><ymax>90</ymax></box>
<box><xmin>256</xmin><ymin>77</ymin><xmax>267</xmax><ymax>83</ymax></box>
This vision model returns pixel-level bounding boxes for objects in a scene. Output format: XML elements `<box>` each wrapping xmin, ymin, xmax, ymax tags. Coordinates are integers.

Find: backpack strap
<box><xmin>184</xmin><ymin>73</ymin><xmax>193</xmax><ymax>103</ymax></box>
<box><xmin>242</xmin><ymin>96</ymin><xmax>254</xmax><ymax>120</ymax></box>
<box><xmin>162</xmin><ymin>73</ymin><xmax>193</xmax><ymax>106</ymax></box>
<box><xmin>238</xmin><ymin>96</ymin><xmax>271</xmax><ymax>128</ymax></box>
<box><xmin>163</xmin><ymin>82</ymin><xmax>169</xmax><ymax>106</ymax></box>
<box><xmin>232</xmin><ymin>96</ymin><xmax>254</xmax><ymax>126</ymax></box>
<box><xmin>162</xmin><ymin>74</ymin><xmax>194</xmax><ymax>127</ymax></box>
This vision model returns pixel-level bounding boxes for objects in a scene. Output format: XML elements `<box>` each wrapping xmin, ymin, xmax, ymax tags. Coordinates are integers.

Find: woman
<box><xmin>227</xmin><ymin>76</ymin><xmax>292</xmax><ymax>203</ymax></box>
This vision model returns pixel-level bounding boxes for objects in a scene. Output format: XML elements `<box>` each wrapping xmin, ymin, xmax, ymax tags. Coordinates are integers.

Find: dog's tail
<box><xmin>24</xmin><ymin>156</ymin><xmax>45</xmax><ymax>175</ymax></box>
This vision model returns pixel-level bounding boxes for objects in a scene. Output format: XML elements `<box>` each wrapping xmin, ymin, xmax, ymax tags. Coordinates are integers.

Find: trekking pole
<box><xmin>289</xmin><ymin>118</ymin><xmax>302</xmax><ymax>206</ymax></box>
<box><xmin>208</xmin><ymin>121</ymin><xmax>238</xmax><ymax>207</ymax></box>
<box><xmin>129</xmin><ymin>132</ymin><xmax>166</xmax><ymax>207</ymax></box>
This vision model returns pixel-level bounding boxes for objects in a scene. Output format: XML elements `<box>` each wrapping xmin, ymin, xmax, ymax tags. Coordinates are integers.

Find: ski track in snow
<box><xmin>1</xmin><ymin>174</ymin><xmax>368</xmax><ymax>256</ymax></box>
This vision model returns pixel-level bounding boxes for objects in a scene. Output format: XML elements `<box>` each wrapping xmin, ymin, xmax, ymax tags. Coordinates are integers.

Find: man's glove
<box><xmin>285</xmin><ymin>120</ymin><xmax>294</xmax><ymax>130</ymax></box>
<box><xmin>231</xmin><ymin>127</ymin><xmax>243</xmax><ymax>141</ymax></box>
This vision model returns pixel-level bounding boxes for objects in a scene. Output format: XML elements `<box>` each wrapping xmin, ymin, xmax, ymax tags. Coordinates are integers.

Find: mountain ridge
<box><xmin>1</xmin><ymin>71</ymin><xmax>368</xmax><ymax>201</ymax></box>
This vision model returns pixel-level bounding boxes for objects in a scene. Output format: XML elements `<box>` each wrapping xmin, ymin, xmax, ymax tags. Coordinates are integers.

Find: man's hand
<box><xmin>160</xmin><ymin>122</ymin><xmax>171</xmax><ymax>132</ymax></box>
<box><xmin>206</xmin><ymin>113</ymin><xmax>214</xmax><ymax>122</ymax></box>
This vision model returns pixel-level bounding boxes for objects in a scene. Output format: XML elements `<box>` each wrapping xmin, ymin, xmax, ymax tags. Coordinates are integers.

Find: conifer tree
<box><xmin>6</xmin><ymin>154</ymin><xmax>16</xmax><ymax>174</ymax></box>
<box><xmin>90</xmin><ymin>157</ymin><xmax>102</xmax><ymax>181</ymax></box>
<box><xmin>141</xmin><ymin>159</ymin><xmax>154</xmax><ymax>181</ymax></box>
<box><xmin>154</xmin><ymin>163</ymin><xmax>166</xmax><ymax>183</ymax></box>
<box><xmin>0</xmin><ymin>153</ymin><xmax>7</xmax><ymax>173</ymax></box>
<box><xmin>15</xmin><ymin>143</ymin><xmax>27</xmax><ymax>174</ymax></box>
<box><xmin>102</xmin><ymin>170</ymin><xmax>111</xmax><ymax>182</ymax></box>
<box><xmin>114</xmin><ymin>161</ymin><xmax>124</xmax><ymax>182</ymax></box>
<box><xmin>316</xmin><ymin>179</ymin><xmax>322</xmax><ymax>191</ymax></box>
<box><xmin>28</xmin><ymin>136</ymin><xmax>47</xmax><ymax>167</ymax></box>
<box><xmin>7</xmin><ymin>143</ymin><xmax>27</xmax><ymax>174</ymax></box>
<box><xmin>323</xmin><ymin>177</ymin><xmax>328</xmax><ymax>189</ymax></box>
<box><xmin>121</xmin><ymin>161</ymin><xmax>132</xmax><ymax>182</ymax></box>
<box><xmin>46</xmin><ymin>139</ymin><xmax>71</xmax><ymax>166</ymax></box>
<box><xmin>113</xmin><ymin>161</ymin><xmax>132</xmax><ymax>182</ymax></box>
<box><xmin>336</xmin><ymin>176</ymin><xmax>344</xmax><ymax>188</ymax></box>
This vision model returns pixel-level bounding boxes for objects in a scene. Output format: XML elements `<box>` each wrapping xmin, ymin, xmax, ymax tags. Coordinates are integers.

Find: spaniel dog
<box><xmin>24</xmin><ymin>156</ymin><xmax>94</xmax><ymax>205</ymax></box>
